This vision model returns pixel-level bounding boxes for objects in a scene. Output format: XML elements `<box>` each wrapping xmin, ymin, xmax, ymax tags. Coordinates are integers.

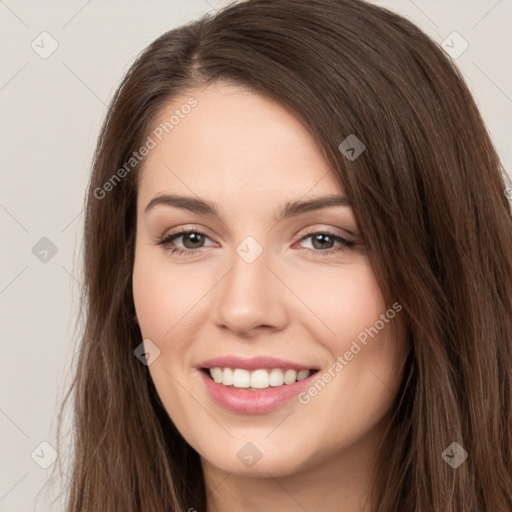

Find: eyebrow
<box><xmin>144</xmin><ymin>193</ymin><xmax>352</xmax><ymax>222</ymax></box>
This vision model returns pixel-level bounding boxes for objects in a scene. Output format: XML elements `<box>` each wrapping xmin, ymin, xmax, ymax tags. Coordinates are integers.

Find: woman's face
<box><xmin>132</xmin><ymin>81</ymin><xmax>406</xmax><ymax>478</ymax></box>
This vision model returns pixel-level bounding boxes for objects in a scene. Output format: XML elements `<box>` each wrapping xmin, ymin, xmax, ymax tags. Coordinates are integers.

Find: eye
<box><xmin>295</xmin><ymin>229</ymin><xmax>355</xmax><ymax>256</ymax></box>
<box><xmin>155</xmin><ymin>228</ymin><xmax>356</xmax><ymax>257</ymax></box>
<box><xmin>156</xmin><ymin>229</ymin><xmax>217</xmax><ymax>256</ymax></box>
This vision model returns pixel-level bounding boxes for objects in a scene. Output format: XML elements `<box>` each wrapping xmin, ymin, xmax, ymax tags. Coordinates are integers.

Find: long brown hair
<box><xmin>55</xmin><ymin>0</ymin><xmax>512</xmax><ymax>510</ymax></box>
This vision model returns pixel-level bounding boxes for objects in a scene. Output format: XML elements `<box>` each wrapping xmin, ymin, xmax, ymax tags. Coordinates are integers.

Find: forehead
<box><xmin>138</xmin><ymin>81</ymin><xmax>341</xmax><ymax>201</ymax></box>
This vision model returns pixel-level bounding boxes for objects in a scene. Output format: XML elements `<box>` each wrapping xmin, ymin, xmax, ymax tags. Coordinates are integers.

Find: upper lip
<box><xmin>197</xmin><ymin>355</ymin><xmax>318</xmax><ymax>372</ymax></box>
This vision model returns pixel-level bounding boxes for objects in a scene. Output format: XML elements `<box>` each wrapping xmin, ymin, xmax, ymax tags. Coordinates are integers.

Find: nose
<box><xmin>213</xmin><ymin>245</ymin><xmax>289</xmax><ymax>337</ymax></box>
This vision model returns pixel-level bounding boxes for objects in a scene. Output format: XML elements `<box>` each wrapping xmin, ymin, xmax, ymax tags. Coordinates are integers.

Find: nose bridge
<box><xmin>213</xmin><ymin>235</ymin><xmax>287</xmax><ymax>334</ymax></box>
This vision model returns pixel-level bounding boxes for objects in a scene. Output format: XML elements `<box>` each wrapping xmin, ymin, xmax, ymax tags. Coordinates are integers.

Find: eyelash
<box><xmin>155</xmin><ymin>228</ymin><xmax>355</xmax><ymax>257</ymax></box>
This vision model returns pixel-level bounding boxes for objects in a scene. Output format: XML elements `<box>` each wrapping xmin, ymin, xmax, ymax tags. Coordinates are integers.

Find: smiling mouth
<box><xmin>201</xmin><ymin>367</ymin><xmax>319</xmax><ymax>390</ymax></box>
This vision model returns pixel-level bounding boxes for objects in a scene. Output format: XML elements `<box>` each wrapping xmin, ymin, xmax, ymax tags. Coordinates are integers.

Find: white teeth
<box><xmin>269</xmin><ymin>368</ymin><xmax>284</xmax><ymax>387</ymax></box>
<box><xmin>210</xmin><ymin>367</ymin><xmax>223</xmax><ymax>383</ymax></box>
<box><xmin>222</xmin><ymin>367</ymin><xmax>234</xmax><ymax>386</ymax></box>
<box><xmin>232</xmin><ymin>369</ymin><xmax>250</xmax><ymax>388</ymax></box>
<box><xmin>250</xmin><ymin>369</ymin><xmax>270</xmax><ymax>389</ymax></box>
<box><xmin>283</xmin><ymin>369</ymin><xmax>297</xmax><ymax>384</ymax></box>
<box><xmin>208</xmin><ymin>367</ymin><xmax>312</xmax><ymax>389</ymax></box>
<box><xmin>296</xmin><ymin>369</ymin><xmax>310</xmax><ymax>381</ymax></box>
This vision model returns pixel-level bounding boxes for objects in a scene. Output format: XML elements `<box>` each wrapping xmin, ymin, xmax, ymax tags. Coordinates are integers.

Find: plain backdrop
<box><xmin>1</xmin><ymin>1</ymin><xmax>511</xmax><ymax>510</ymax></box>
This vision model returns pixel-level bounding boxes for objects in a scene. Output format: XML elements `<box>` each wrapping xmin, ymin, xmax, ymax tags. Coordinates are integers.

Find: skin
<box><xmin>132</xmin><ymin>81</ymin><xmax>407</xmax><ymax>512</ymax></box>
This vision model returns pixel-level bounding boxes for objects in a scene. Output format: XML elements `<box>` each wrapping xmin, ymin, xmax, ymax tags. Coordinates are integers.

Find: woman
<box><xmin>57</xmin><ymin>0</ymin><xmax>512</xmax><ymax>510</ymax></box>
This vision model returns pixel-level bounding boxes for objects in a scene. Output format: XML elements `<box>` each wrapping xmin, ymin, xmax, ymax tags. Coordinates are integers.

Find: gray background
<box><xmin>1</xmin><ymin>0</ymin><xmax>511</xmax><ymax>510</ymax></box>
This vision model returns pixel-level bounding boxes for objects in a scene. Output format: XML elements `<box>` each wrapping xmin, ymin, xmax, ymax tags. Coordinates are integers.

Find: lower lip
<box><xmin>198</xmin><ymin>369</ymin><xmax>317</xmax><ymax>414</ymax></box>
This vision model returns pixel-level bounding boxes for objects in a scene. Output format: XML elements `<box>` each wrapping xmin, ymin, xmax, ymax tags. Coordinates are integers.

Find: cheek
<box><xmin>132</xmin><ymin>263</ymin><xmax>172</xmax><ymax>339</ymax></box>
<box><xmin>318</xmin><ymin>263</ymin><xmax>402</xmax><ymax>388</ymax></box>
<box><xmin>286</xmin><ymin>260</ymin><xmax>388</xmax><ymax>344</ymax></box>
<box><xmin>132</xmin><ymin>248</ymin><xmax>207</xmax><ymax>340</ymax></box>
<box><xmin>131</xmin><ymin>254</ymin><xmax>201</xmax><ymax>415</ymax></box>
<box><xmin>291</xmin><ymin>263</ymin><xmax>403</xmax><ymax>429</ymax></box>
